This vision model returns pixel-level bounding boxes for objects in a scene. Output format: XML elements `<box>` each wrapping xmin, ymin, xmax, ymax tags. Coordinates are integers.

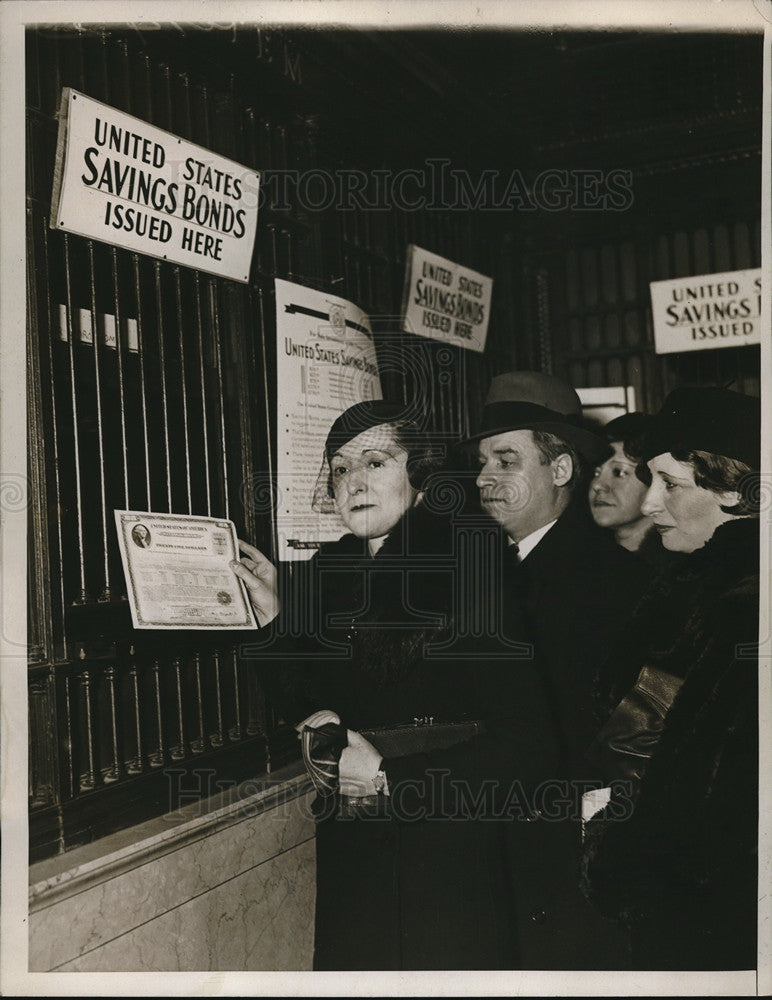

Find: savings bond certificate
<box><xmin>115</xmin><ymin>511</ymin><xmax>258</xmax><ymax>629</ymax></box>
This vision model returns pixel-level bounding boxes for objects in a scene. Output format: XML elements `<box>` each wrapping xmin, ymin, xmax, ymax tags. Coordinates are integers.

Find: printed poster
<box><xmin>275</xmin><ymin>278</ymin><xmax>382</xmax><ymax>561</ymax></box>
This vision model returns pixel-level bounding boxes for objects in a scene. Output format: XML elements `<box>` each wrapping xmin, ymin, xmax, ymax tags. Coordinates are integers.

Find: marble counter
<box><xmin>29</xmin><ymin>765</ymin><xmax>317</xmax><ymax>972</ymax></box>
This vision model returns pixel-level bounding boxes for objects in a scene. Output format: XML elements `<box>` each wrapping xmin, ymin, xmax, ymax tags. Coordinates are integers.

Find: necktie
<box><xmin>504</xmin><ymin>541</ymin><xmax>526</xmax><ymax>602</ymax></box>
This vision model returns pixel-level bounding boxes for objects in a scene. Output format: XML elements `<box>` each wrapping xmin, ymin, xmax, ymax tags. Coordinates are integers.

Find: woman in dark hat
<box><xmin>589</xmin><ymin>413</ymin><xmax>654</xmax><ymax>553</ymax></box>
<box><xmin>583</xmin><ymin>386</ymin><xmax>760</xmax><ymax>970</ymax></box>
<box><xmin>588</xmin><ymin>412</ymin><xmax>672</xmax><ymax>568</ymax></box>
<box><xmin>234</xmin><ymin>400</ymin><xmax>558</xmax><ymax>970</ymax></box>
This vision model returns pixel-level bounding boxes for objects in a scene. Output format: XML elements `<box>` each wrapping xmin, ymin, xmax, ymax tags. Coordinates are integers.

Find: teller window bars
<box><xmin>26</xmin><ymin>28</ymin><xmax>290</xmax><ymax>858</ymax></box>
<box><xmin>26</xmin><ymin>25</ymin><xmax>490</xmax><ymax>858</ymax></box>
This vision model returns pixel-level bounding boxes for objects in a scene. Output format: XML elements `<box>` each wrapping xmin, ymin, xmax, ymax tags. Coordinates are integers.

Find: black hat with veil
<box><xmin>311</xmin><ymin>400</ymin><xmax>441</xmax><ymax>513</ymax></box>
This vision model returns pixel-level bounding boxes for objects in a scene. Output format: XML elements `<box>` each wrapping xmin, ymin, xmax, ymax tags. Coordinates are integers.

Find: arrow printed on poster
<box><xmin>284</xmin><ymin>302</ymin><xmax>371</xmax><ymax>337</ymax></box>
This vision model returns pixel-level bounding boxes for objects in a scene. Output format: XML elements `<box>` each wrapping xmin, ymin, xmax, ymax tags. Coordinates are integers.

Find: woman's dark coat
<box><xmin>259</xmin><ymin>500</ymin><xmax>559</xmax><ymax>970</ymax></box>
<box><xmin>583</xmin><ymin>517</ymin><xmax>759</xmax><ymax>970</ymax></box>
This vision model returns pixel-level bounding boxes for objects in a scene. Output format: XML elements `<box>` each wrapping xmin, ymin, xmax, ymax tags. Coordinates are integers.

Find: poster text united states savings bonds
<box><xmin>51</xmin><ymin>89</ymin><xmax>260</xmax><ymax>283</ymax></box>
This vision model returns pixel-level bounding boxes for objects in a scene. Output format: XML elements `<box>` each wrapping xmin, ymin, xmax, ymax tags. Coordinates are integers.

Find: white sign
<box><xmin>576</xmin><ymin>386</ymin><xmax>637</xmax><ymax>425</ymax></box>
<box><xmin>275</xmin><ymin>279</ymin><xmax>382</xmax><ymax>561</ymax></box>
<box><xmin>649</xmin><ymin>268</ymin><xmax>761</xmax><ymax>354</ymax></box>
<box><xmin>115</xmin><ymin>511</ymin><xmax>257</xmax><ymax>630</ymax></box>
<box><xmin>401</xmin><ymin>244</ymin><xmax>493</xmax><ymax>353</ymax></box>
<box><xmin>51</xmin><ymin>89</ymin><xmax>260</xmax><ymax>283</ymax></box>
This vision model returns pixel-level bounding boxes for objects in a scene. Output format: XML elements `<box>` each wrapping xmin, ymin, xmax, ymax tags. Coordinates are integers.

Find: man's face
<box><xmin>476</xmin><ymin>429</ymin><xmax>567</xmax><ymax>542</ymax></box>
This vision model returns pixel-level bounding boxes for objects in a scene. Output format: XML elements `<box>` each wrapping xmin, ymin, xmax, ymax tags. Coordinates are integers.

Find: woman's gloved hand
<box><xmin>340</xmin><ymin>730</ymin><xmax>388</xmax><ymax>797</ymax></box>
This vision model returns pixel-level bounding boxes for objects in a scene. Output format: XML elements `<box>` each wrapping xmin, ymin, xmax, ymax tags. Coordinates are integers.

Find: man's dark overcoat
<box><xmin>501</xmin><ymin>496</ymin><xmax>651</xmax><ymax>968</ymax></box>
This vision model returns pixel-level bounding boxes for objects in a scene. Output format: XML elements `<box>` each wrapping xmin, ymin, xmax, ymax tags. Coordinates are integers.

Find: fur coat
<box><xmin>583</xmin><ymin>517</ymin><xmax>759</xmax><ymax>970</ymax></box>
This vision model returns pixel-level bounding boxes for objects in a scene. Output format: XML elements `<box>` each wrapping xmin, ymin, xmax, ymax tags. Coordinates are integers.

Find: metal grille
<box><xmin>26</xmin><ymin>30</ymin><xmax>275</xmax><ymax>853</ymax></box>
<box><xmin>557</xmin><ymin>221</ymin><xmax>762</xmax><ymax>413</ymax></box>
<box><xmin>26</xmin><ymin>25</ymin><xmax>490</xmax><ymax>859</ymax></box>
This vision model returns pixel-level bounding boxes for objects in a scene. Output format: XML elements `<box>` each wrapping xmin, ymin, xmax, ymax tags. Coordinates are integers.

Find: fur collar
<box><xmin>320</xmin><ymin>498</ymin><xmax>458</xmax><ymax>561</ymax></box>
<box><xmin>595</xmin><ymin>516</ymin><xmax>758</xmax><ymax>713</ymax></box>
<box><xmin>315</xmin><ymin>502</ymin><xmax>459</xmax><ymax>685</ymax></box>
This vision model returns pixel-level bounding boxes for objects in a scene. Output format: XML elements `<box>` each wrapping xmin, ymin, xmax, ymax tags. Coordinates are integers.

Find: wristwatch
<box><xmin>372</xmin><ymin>765</ymin><xmax>387</xmax><ymax>795</ymax></box>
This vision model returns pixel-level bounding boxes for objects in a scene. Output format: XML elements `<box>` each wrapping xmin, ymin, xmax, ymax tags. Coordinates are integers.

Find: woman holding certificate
<box><xmin>233</xmin><ymin>400</ymin><xmax>558</xmax><ymax>971</ymax></box>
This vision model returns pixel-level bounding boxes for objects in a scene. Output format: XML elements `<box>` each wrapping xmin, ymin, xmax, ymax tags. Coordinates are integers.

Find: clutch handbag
<box><xmin>360</xmin><ymin>719</ymin><xmax>484</xmax><ymax>758</ymax></box>
<box><xmin>301</xmin><ymin>719</ymin><xmax>484</xmax><ymax>819</ymax></box>
<box><xmin>341</xmin><ymin>719</ymin><xmax>485</xmax><ymax>819</ymax></box>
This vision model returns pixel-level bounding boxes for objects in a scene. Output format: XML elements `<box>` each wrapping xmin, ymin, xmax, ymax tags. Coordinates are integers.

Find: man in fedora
<box><xmin>467</xmin><ymin>370</ymin><xmax>650</xmax><ymax>969</ymax></box>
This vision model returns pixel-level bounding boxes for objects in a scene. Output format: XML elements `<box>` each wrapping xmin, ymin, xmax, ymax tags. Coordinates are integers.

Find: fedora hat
<box><xmin>465</xmin><ymin>371</ymin><xmax>610</xmax><ymax>465</ymax></box>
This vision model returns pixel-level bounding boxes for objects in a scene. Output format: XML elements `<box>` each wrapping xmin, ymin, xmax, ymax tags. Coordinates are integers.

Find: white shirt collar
<box><xmin>510</xmin><ymin>519</ymin><xmax>558</xmax><ymax>561</ymax></box>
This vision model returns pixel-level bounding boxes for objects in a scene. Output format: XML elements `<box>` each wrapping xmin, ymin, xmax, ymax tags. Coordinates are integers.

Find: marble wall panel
<box><xmin>57</xmin><ymin>840</ymin><xmax>316</xmax><ymax>972</ymax></box>
<box><xmin>29</xmin><ymin>777</ymin><xmax>316</xmax><ymax>972</ymax></box>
